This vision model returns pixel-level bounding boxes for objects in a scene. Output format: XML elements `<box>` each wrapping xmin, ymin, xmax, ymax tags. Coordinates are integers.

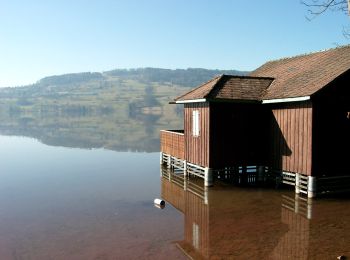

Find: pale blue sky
<box><xmin>0</xmin><ymin>0</ymin><xmax>349</xmax><ymax>87</ymax></box>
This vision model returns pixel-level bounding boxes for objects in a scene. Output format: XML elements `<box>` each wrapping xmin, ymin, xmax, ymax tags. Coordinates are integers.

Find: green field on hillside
<box><xmin>0</xmin><ymin>68</ymin><xmax>246</xmax><ymax>152</ymax></box>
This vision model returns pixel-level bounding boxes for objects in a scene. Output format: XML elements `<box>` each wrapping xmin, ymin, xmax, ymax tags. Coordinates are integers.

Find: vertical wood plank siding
<box><xmin>160</xmin><ymin>130</ymin><xmax>185</xmax><ymax>160</ymax></box>
<box><xmin>184</xmin><ymin>103</ymin><xmax>210</xmax><ymax>167</ymax></box>
<box><xmin>270</xmin><ymin>102</ymin><xmax>313</xmax><ymax>175</ymax></box>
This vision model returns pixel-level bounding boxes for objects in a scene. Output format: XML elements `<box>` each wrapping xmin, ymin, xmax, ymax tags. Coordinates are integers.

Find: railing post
<box><xmin>167</xmin><ymin>155</ymin><xmax>171</xmax><ymax>169</ymax></box>
<box><xmin>183</xmin><ymin>160</ymin><xmax>187</xmax><ymax>177</ymax></box>
<box><xmin>307</xmin><ymin>176</ymin><xmax>317</xmax><ymax>198</ymax></box>
<box><xmin>204</xmin><ymin>168</ymin><xmax>213</xmax><ymax>187</ymax></box>
<box><xmin>257</xmin><ymin>166</ymin><xmax>265</xmax><ymax>183</ymax></box>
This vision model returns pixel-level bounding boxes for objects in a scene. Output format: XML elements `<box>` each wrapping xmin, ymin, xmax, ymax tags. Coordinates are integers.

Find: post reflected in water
<box><xmin>273</xmin><ymin>195</ymin><xmax>311</xmax><ymax>259</ymax></box>
<box><xmin>160</xmin><ymin>166</ymin><xmax>350</xmax><ymax>259</ymax></box>
<box><xmin>161</xmin><ymin>167</ymin><xmax>209</xmax><ymax>258</ymax></box>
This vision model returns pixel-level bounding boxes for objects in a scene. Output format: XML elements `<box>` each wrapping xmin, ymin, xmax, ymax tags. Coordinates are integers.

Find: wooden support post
<box><xmin>307</xmin><ymin>176</ymin><xmax>316</xmax><ymax>198</ymax></box>
<box><xmin>167</xmin><ymin>155</ymin><xmax>171</xmax><ymax>169</ymax></box>
<box><xmin>159</xmin><ymin>152</ymin><xmax>163</xmax><ymax>165</ymax></box>
<box><xmin>242</xmin><ymin>166</ymin><xmax>247</xmax><ymax>184</ymax></box>
<box><xmin>183</xmin><ymin>160</ymin><xmax>187</xmax><ymax>177</ymax></box>
<box><xmin>204</xmin><ymin>168</ymin><xmax>213</xmax><ymax>187</ymax></box>
<box><xmin>295</xmin><ymin>173</ymin><xmax>300</xmax><ymax>194</ymax></box>
<box><xmin>257</xmin><ymin>166</ymin><xmax>265</xmax><ymax>183</ymax></box>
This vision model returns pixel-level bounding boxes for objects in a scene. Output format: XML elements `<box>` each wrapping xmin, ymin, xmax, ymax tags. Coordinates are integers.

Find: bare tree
<box><xmin>301</xmin><ymin>0</ymin><xmax>350</xmax><ymax>37</ymax></box>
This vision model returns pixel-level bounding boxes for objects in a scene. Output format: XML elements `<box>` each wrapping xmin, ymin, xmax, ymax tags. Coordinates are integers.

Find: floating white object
<box><xmin>154</xmin><ymin>198</ymin><xmax>165</xmax><ymax>206</ymax></box>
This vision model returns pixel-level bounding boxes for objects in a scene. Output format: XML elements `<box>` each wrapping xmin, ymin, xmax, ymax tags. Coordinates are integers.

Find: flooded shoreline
<box><xmin>0</xmin><ymin>136</ymin><xmax>184</xmax><ymax>259</ymax></box>
<box><xmin>0</xmin><ymin>135</ymin><xmax>349</xmax><ymax>259</ymax></box>
<box><xmin>161</xmin><ymin>168</ymin><xmax>350</xmax><ymax>259</ymax></box>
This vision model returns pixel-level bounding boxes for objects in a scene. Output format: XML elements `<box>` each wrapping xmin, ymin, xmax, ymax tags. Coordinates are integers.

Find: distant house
<box><xmin>160</xmin><ymin>45</ymin><xmax>350</xmax><ymax>197</ymax></box>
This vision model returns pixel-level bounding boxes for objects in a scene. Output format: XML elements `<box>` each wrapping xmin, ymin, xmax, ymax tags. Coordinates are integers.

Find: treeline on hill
<box><xmin>38</xmin><ymin>72</ymin><xmax>104</xmax><ymax>86</ymax></box>
<box><xmin>104</xmin><ymin>68</ymin><xmax>248</xmax><ymax>87</ymax></box>
<box><xmin>1</xmin><ymin>68</ymin><xmax>248</xmax><ymax>91</ymax></box>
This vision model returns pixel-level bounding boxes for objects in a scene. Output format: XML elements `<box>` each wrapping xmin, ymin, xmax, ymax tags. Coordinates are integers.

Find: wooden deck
<box><xmin>160</xmin><ymin>130</ymin><xmax>185</xmax><ymax>160</ymax></box>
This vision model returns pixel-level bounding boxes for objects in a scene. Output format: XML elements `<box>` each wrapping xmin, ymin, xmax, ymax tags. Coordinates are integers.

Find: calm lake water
<box><xmin>1</xmin><ymin>134</ymin><xmax>350</xmax><ymax>259</ymax></box>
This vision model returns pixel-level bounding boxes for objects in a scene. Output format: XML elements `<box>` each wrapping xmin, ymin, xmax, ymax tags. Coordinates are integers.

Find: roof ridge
<box><xmin>174</xmin><ymin>74</ymin><xmax>223</xmax><ymax>101</ymax></box>
<box><xmin>221</xmin><ymin>74</ymin><xmax>275</xmax><ymax>80</ymax></box>
<box><xmin>262</xmin><ymin>44</ymin><xmax>350</xmax><ymax>65</ymax></box>
<box><xmin>205</xmin><ymin>74</ymin><xmax>227</xmax><ymax>99</ymax></box>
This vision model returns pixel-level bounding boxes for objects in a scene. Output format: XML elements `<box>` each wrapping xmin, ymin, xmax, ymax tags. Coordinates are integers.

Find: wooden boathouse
<box><xmin>160</xmin><ymin>45</ymin><xmax>350</xmax><ymax>197</ymax></box>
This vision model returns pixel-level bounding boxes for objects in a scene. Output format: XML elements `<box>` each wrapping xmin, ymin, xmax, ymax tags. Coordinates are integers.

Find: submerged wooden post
<box><xmin>295</xmin><ymin>173</ymin><xmax>300</xmax><ymax>194</ymax></box>
<box><xmin>204</xmin><ymin>168</ymin><xmax>213</xmax><ymax>187</ymax></box>
<box><xmin>307</xmin><ymin>176</ymin><xmax>316</xmax><ymax>198</ymax></box>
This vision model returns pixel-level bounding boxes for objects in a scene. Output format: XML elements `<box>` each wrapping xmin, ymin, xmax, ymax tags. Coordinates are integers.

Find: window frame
<box><xmin>192</xmin><ymin>110</ymin><xmax>200</xmax><ymax>137</ymax></box>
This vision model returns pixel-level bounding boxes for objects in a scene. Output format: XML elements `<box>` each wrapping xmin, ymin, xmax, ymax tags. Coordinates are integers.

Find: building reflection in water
<box><xmin>160</xmin><ymin>167</ymin><xmax>350</xmax><ymax>259</ymax></box>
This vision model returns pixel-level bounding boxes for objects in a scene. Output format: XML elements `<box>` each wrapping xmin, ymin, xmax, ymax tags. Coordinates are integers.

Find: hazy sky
<box><xmin>0</xmin><ymin>0</ymin><xmax>349</xmax><ymax>87</ymax></box>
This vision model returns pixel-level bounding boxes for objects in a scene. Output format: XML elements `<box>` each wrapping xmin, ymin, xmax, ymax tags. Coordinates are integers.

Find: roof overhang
<box><xmin>262</xmin><ymin>96</ymin><xmax>310</xmax><ymax>104</ymax></box>
<box><xmin>175</xmin><ymin>98</ymin><xmax>207</xmax><ymax>104</ymax></box>
<box><xmin>173</xmin><ymin>96</ymin><xmax>311</xmax><ymax>104</ymax></box>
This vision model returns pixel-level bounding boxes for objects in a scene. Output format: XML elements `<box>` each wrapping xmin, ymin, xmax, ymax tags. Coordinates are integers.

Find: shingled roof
<box><xmin>174</xmin><ymin>45</ymin><xmax>350</xmax><ymax>103</ymax></box>
<box><xmin>251</xmin><ymin>44</ymin><xmax>350</xmax><ymax>100</ymax></box>
<box><xmin>174</xmin><ymin>75</ymin><xmax>274</xmax><ymax>103</ymax></box>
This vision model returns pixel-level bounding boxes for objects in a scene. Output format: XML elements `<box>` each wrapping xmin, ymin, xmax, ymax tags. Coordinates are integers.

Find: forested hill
<box><xmin>102</xmin><ymin>68</ymin><xmax>247</xmax><ymax>87</ymax></box>
<box><xmin>25</xmin><ymin>67</ymin><xmax>247</xmax><ymax>89</ymax></box>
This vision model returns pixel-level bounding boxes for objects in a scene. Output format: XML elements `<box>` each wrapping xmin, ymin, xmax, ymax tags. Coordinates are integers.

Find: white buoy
<box><xmin>154</xmin><ymin>198</ymin><xmax>165</xmax><ymax>206</ymax></box>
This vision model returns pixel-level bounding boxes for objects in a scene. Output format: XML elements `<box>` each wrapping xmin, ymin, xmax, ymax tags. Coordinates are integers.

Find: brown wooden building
<box><xmin>160</xmin><ymin>45</ymin><xmax>350</xmax><ymax>197</ymax></box>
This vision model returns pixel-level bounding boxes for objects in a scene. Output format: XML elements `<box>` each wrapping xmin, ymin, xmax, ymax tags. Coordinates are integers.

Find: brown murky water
<box><xmin>161</xmin><ymin>169</ymin><xmax>350</xmax><ymax>260</ymax></box>
<box><xmin>0</xmin><ymin>136</ymin><xmax>349</xmax><ymax>259</ymax></box>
